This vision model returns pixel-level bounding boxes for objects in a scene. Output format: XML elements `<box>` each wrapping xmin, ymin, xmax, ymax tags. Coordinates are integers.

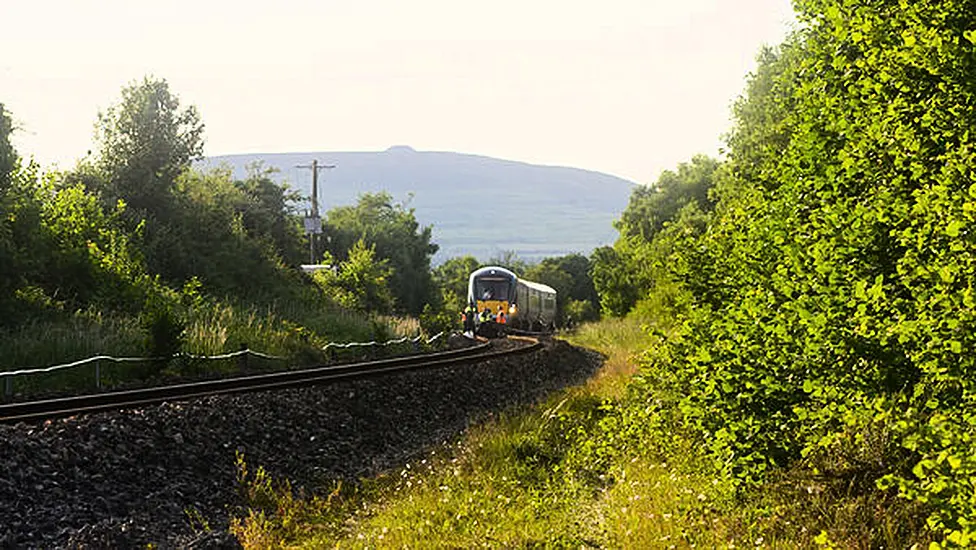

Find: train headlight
<box><xmin>509</xmin><ymin>305</ymin><xmax>516</xmax><ymax>314</ymax></box>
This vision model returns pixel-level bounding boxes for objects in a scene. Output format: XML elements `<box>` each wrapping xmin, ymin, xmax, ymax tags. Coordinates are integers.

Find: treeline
<box><xmin>593</xmin><ymin>0</ymin><xmax>976</xmax><ymax>544</ymax></box>
<box><xmin>0</xmin><ymin>74</ymin><xmax>603</xmax><ymax>378</ymax></box>
<box><xmin>0</xmin><ymin>78</ymin><xmax>444</xmax><ymax>377</ymax></box>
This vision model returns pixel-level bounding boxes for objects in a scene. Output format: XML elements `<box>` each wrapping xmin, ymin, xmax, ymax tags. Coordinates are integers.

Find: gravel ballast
<box><xmin>0</xmin><ymin>338</ymin><xmax>602</xmax><ymax>548</ymax></box>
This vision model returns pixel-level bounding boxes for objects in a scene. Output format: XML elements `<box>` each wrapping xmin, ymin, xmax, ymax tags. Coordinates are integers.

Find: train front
<box><xmin>467</xmin><ymin>266</ymin><xmax>517</xmax><ymax>326</ymax></box>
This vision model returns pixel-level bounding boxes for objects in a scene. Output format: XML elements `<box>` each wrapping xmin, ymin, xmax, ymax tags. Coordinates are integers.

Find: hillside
<box><xmin>201</xmin><ymin>146</ymin><xmax>635</xmax><ymax>263</ymax></box>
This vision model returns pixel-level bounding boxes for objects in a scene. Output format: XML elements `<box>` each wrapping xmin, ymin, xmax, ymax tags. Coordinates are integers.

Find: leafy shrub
<box><xmin>312</xmin><ymin>240</ymin><xmax>395</xmax><ymax>314</ymax></box>
<box><xmin>141</xmin><ymin>291</ymin><xmax>186</xmax><ymax>364</ymax></box>
<box><xmin>593</xmin><ymin>0</ymin><xmax>976</xmax><ymax>543</ymax></box>
<box><xmin>419</xmin><ymin>303</ymin><xmax>456</xmax><ymax>337</ymax></box>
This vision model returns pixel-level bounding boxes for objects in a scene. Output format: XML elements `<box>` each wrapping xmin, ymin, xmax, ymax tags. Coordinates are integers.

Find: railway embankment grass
<box><xmin>229</xmin><ymin>318</ymin><xmax>928</xmax><ymax>548</ymax></box>
<box><xmin>0</xmin><ymin>297</ymin><xmax>422</xmax><ymax>401</ymax></box>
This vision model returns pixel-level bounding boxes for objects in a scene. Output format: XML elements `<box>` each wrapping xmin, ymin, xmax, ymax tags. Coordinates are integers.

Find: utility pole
<box><xmin>297</xmin><ymin>160</ymin><xmax>336</xmax><ymax>264</ymax></box>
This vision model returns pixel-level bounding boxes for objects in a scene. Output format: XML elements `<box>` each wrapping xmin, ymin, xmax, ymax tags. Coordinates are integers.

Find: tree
<box><xmin>591</xmin><ymin>245</ymin><xmax>641</xmax><ymax>317</ymax></box>
<box><xmin>234</xmin><ymin>163</ymin><xmax>304</xmax><ymax>266</ymax></box>
<box><xmin>94</xmin><ymin>76</ymin><xmax>204</xmax><ymax>215</ymax></box>
<box><xmin>323</xmin><ymin>192</ymin><xmax>438</xmax><ymax>315</ymax></box>
<box><xmin>544</xmin><ymin>253</ymin><xmax>599</xmax><ymax>311</ymax></box>
<box><xmin>0</xmin><ymin>103</ymin><xmax>17</xmax><ymax>193</ymax></box>
<box><xmin>613</xmin><ymin>1</ymin><xmax>976</xmax><ymax>538</ymax></box>
<box><xmin>616</xmin><ymin>154</ymin><xmax>721</xmax><ymax>242</ymax></box>
<box><xmin>523</xmin><ymin>261</ymin><xmax>573</xmax><ymax>324</ymax></box>
<box><xmin>522</xmin><ymin>254</ymin><xmax>600</xmax><ymax>324</ymax></box>
<box><xmin>433</xmin><ymin>255</ymin><xmax>480</xmax><ymax>310</ymax></box>
<box><xmin>140</xmin><ymin>166</ymin><xmax>305</xmax><ymax>295</ymax></box>
<box><xmin>594</xmin><ymin>155</ymin><xmax>719</xmax><ymax>317</ymax></box>
<box><xmin>0</xmin><ymin>103</ymin><xmax>22</xmax><ymax>316</ymax></box>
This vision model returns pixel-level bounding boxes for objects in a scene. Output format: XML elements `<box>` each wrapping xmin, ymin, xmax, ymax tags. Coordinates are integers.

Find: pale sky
<box><xmin>1</xmin><ymin>0</ymin><xmax>795</xmax><ymax>185</ymax></box>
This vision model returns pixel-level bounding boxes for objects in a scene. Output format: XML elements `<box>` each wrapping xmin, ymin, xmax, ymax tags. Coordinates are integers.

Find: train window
<box><xmin>475</xmin><ymin>278</ymin><xmax>512</xmax><ymax>301</ymax></box>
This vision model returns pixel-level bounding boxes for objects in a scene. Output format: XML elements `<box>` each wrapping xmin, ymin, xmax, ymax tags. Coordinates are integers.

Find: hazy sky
<box><xmin>2</xmin><ymin>0</ymin><xmax>795</xmax><ymax>185</ymax></box>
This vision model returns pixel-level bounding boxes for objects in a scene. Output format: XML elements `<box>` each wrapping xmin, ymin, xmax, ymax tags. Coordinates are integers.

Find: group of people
<box><xmin>461</xmin><ymin>303</ymin><xmax>507</xmax><ymax>337</ymax></box>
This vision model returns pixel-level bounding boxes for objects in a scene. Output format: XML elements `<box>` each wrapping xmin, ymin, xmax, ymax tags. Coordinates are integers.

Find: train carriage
<box><xmin>467</xmin><ymin>266</ymin><xmax>556</xmax><ymax>333</ymax></box>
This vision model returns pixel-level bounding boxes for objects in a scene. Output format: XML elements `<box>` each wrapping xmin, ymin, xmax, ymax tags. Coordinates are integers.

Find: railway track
<box><xmin>0</xmin><ymin>337</ymin><xmax>541</xmax><ymax>425</ymax></box>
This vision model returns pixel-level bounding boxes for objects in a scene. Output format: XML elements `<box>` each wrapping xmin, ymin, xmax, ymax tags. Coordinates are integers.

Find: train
<box><xmin>467</xmin><ymin>266</ymin><xmax>557</xmax><ymax>332</ymax></box>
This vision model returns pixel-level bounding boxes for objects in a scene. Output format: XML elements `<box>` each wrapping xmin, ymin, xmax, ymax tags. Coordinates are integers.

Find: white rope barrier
<box><xmin>0</xmin><ymin>332</ymin><xmax>449</xmax><ymax>380</ymax></box>
<box><xmin>320</xmin><ymin>331</ymin><xmax>444</xmax><ymax>351</ymax></box>
<box><xmin>1</xmin><ymin>355</ymin><xmax>169</xmax><ymax>377</ymax></box>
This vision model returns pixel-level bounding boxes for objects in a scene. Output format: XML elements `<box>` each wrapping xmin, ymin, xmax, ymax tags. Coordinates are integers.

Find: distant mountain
<box><xmin>200</xmin><ymin>146</ymin><xmax>635</xmax><ymax>264</ymax></box>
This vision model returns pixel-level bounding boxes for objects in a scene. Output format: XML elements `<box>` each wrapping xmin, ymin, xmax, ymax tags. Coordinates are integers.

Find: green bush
<box><xmin>593</xmin><ymin>1</ymin><xmax>976</xmax><ymax>543</ymax></box>
<box><xmin>419</xmin><ymin>303</ymin><xmax>456</xmax><ymax>337</ymax></box>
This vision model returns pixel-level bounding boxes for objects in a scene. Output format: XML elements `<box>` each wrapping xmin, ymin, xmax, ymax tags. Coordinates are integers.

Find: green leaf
<box><xmin>946</xmin><ymin>220</ymin><xmax>964</xmax><ymax>237</ymax></box>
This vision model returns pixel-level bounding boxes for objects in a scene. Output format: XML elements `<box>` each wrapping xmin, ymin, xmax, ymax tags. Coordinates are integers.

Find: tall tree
<box><xmin>0</xmin><ymin>103</ymin><xmax>20</xmax><ymax>315</ymax></box>
<box><xmin>94</xmin><ymin>76</ymin><xmax>204</xmax><ymax>215</ymax></box>
<box><xmin>617</xmin><ymin>1</ymin><xmax>976</xmax><ymax>539</ymax></box>
<box><xmin>594</xmin><ymin>156</ymin><xmax>720</xmax><ymax>316</ymax></box>
<box><xmin>0</xmin><ymin>103</ymin><xmax>16</xmax><ymax>193</ymax></box>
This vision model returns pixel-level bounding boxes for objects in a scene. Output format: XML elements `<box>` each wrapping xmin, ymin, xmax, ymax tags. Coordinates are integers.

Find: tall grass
<box><xmin>0</xmin><ymin>311</ymin><xmax>144</xmax><ymax>372</ymax></box>
<box><xmin>564</xmin><ymin>315</ymin><xmax>655</xmax><ymax>399</ymax></box>
<box><xmin>0</xmin><ymin>294</ymin><xmax>415</xmax><ymax>399</ymax></box>
<box><xmin>0</xmin><ymin>311</ymin><xmax>145</xmax><ymax>396</ymax></box>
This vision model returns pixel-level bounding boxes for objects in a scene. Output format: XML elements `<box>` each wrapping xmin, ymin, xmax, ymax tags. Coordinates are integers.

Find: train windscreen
<box><xmin>474</xmin><ymin>277</ymin><xmax>512</xmax><ymax>301</ymax></box>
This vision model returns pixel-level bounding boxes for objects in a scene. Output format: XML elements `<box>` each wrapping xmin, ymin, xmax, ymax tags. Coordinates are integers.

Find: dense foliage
<box><xmin>0</xmin><ymin>79</ymin><xmax>418</xmax><ymax>385</ymax></box>
<box><xmin>323</xmin><ymin>192</ymin><xmax>438</xmax><ymax>316</ymax></box>
<box><xmin>94</xmin><ymin>76</ymin><xmax>205</xmax><ymax>216</ymax></box>
<box><xmin>593</xmin><ymin>0</ymin><xmax>976</xmax><ymax>544</ymax></box>
<box><xmin>314</xmin><ymin>239</ymin><xmax>395</xmax><ymax>314</ymax></box>
<box><xmin>523</xmin><ymin>253</ymin><xmax>601</xmax><ymax>325</ymax></box>
<box><xmin>432</xmin><ymin>255</ymin><xmax>481</xmax><ymax>312</ymax></box>
<box><xmin>594</xmin><ymin>155</ymin><xmax>721</xmax><ymax>316</ymax></box>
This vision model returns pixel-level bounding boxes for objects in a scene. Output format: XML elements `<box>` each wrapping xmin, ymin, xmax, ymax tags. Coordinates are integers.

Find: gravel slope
<box><xmin>0</xmin><ymin>338</ymin><xmax>602</xmax><ymax>548</ymax></box>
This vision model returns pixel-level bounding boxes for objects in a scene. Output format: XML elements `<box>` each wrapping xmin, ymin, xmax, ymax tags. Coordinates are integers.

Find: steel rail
<box><xmin>0</xmin><ymin>338</ymin><xmax>541</xmax><ymax>425</ymax></box>
<box><xmin>500</xmin><ymin>327</ymin><xmax>554</xmax><ymax>338</ymax></box>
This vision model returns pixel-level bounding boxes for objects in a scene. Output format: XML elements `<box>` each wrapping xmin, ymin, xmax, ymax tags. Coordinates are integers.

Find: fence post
<box><xmin>95</xmin><ymin>360</ymin><xmax>102</xmax><ymax>390</ymax></box>
<box><xmin>238</xmin><ymin>343</ymin><xmax>248</xmax><ymax>371</ymax></box>
<box><xmin>4</xmin><ymin>375</ymin><xmax>11</xmax><ymax>401</ymax></box>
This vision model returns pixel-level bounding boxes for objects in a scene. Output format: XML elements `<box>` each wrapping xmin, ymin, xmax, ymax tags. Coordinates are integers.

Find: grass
<box><xmin>229</xmin><ymin>317</ymin><xmax>741</xmax><ymax>548</ymax></box>
<box><xmin>227</xmin><ymin>316</ymin><xmax>932</xmax><ymax>548</ymax></box>
<box><xmin>0</xmin><ymin>297</ymin><xmax>432</xmax><ymax>400</ymax></box>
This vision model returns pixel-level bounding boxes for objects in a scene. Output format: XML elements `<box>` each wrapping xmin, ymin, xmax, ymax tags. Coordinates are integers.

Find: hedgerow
<box><xmin>607</xmin><ymin>0</ymin><xmax>976</xmax><ymax>544</ymax></box>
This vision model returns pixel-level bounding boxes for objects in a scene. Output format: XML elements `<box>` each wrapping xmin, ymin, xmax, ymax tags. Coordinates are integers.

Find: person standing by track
<box><xmin>462</xmin><ymin>303</ymin><xmax>476</xmax><ymax>337</ymax></box>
